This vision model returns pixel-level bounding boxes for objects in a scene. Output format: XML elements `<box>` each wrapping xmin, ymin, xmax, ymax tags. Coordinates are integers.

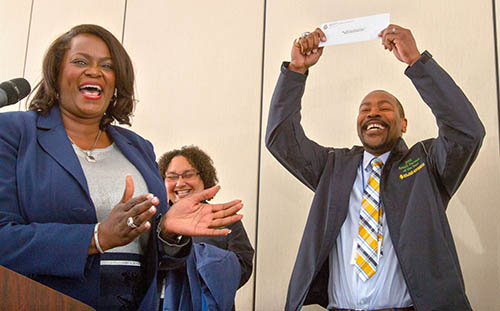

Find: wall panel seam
<box><xmin>493</xmin><ymin>0</ymin><xmax>500</xmax><ymax>155</ymax></box>
<box><xmin>254</xmin><ymin>0</ymin><xmax>268</xmax><ymax>309</ymax></box>
<box><xmin>19</xmin><ymin>0</ymin><xmax>35</xmax><ymax>111</ymax></box>
<box><xmin>121</xmin><ymin>0</ymin><xmax>128</xmax><ymax>44</ymax></box>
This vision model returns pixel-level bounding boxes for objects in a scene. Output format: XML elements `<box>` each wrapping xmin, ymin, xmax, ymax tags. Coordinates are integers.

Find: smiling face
<box><xmin>165</xmin><ymin>156</ymin><xmax>205</xmax><ymax>203</ymax></box>
<box><xmin>57</xmin><ymin>33</ymin><xmax>115</xmax><ymax>125</ymax></box>
<box><xmin>357</xmin><ymin>90</ymin><xmax>407</xmax><ymax>156</ymax></box>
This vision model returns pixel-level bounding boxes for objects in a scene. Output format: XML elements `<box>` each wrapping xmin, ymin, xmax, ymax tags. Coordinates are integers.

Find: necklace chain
<box><xmin>67</xmin><ymin>130</ymin><xmax>102</xmax><ymax>163</ymax></box>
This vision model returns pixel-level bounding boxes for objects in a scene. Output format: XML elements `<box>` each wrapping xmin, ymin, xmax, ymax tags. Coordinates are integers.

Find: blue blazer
<box><xmin>163</xmin><ymin>243</ymin><xmax>241</xmax><ymax>311</ymax></box>
<box><xmin>0</xmin><ymin>105</ymin><xmax>175</xmax><ymax>309</ymax></box>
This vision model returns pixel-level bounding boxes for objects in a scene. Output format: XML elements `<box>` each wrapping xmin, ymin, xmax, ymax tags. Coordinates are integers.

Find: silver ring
<box><xmin>127</xmin><ymin>216</ymin><xmax>137</xmax><ymax>229</ymax></box>
<box><xmin>301</xmin><ymin>31</ymin><xmax>310</xmax><ymax>38</ymax></box>
<box><xmin>391</xmin><ymin>27</ymin><xmax>396</xmax><ymax>34</ymax></box>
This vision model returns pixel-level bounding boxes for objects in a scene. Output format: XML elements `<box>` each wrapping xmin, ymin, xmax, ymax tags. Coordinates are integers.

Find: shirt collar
<box><xmin>362</xmin><ymin>150</ymin><xmax>390</xmax><ymax>171</ymax></box>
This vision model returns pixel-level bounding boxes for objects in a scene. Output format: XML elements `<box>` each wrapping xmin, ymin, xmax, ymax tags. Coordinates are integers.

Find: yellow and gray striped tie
<box><xmin>355</xmin><ymin>158</ymin><xmax>384</xmax><ymax>281</ymax></box>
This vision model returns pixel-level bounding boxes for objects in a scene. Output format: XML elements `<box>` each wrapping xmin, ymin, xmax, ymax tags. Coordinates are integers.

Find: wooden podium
<box><xmin>0</xmin><ymin>265</ymin><xmax>94</xmax><ymax>311</ymax></box>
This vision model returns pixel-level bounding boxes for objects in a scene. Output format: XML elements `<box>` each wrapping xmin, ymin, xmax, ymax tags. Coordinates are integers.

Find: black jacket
<box><xmin>266</xmin><ymin>53</ymin><xmax>485</xmax><ymax>310</ymax></box>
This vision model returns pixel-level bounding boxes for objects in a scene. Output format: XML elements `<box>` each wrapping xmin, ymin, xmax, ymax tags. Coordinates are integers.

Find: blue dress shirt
<box><xmin>327</xmin><ymin>151</ymin><xmax>412</xmax><ymax>309</ymax></box>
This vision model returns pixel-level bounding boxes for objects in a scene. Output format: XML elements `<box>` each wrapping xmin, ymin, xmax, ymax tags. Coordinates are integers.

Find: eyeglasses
<box><xmin>165</xmin><ymin>170</ymin><xmax>200</xmax><ymax>183</ymax></box>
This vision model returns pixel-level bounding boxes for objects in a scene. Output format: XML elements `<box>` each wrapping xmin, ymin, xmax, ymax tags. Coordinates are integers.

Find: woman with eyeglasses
<box><xmin>158</xmin><ymin>145</ymin><xmax>254</xmax><ymax>309</ymax></box>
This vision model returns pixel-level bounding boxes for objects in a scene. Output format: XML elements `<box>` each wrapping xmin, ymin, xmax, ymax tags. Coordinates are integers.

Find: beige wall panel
<box><xmin>259</xmin><ymin>0</ymin><xmax>499</xmax><ymax>310</ymax></box>
<box><xmin>124</xmin><ymin>1</ymin><xmax>264</xmax><ymax>309</ymax></box>
<box><xmin>23</xmin><ymin>0</ymin><xmax>125</xmax><ymax>111</ymax></box>
<box><xmin>0</xmin><ymin>0</ymin><xmax>32</xmax><ymax>112</ymax></box>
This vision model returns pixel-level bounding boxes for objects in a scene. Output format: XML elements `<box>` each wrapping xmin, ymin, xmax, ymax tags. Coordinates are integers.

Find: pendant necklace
<box><xmin>68</xmin><ymin>130</ymin><xmax>102</xmax><ymax>163</ymax></box>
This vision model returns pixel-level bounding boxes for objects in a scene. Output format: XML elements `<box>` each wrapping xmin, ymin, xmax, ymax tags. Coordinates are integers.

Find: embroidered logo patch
<box><xmin>398</xmin><ymin>158</ymin><xmax>425</xmax><ymax>179</ymax></box>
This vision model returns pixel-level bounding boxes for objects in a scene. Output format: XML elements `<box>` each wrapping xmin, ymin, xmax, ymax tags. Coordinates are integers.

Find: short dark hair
<box><xmin>393</xmin><ymin>94</ymin><xmax>405</xmax><ymax>118</ymax></box>
<box><xmin>29</xmin><ymin>24</ymin><xmax>135</xmax><ymax>129</ymax></box>
<box><xmin>158</xmin><ymin>145</ymin><xmax>218</xmax><ymax>189</ymax></box>
<box><xmin>369</xmin><ymin>89</ymin><xmax>405</xmax><ymax>118</ymax></box>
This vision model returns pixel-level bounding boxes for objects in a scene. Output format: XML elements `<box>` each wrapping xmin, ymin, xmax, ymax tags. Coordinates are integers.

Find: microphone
<box><xmin>0</xmin><ymin>78</ymin><xmax>31</xmax><ymax>108</ymax></box>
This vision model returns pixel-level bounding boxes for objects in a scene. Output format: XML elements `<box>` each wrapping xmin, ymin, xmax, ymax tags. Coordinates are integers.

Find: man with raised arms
<box><xmin>266</xmin><ymin>24</ymin><xmax>484</xmax><ymax>311</ymax></box>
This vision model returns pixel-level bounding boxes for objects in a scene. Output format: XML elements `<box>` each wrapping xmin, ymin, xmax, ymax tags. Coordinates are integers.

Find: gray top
<box><xmin>72</xmin><ymin>143</ymin><xmax>149</xmax><ymax>256</ymax></box>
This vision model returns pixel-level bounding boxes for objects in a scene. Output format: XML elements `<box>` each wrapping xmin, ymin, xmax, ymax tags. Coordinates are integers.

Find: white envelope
<box><xmin>318</xmin><ymin>13</ymin><xmax>390</xmax><ymax>47</ymax></box>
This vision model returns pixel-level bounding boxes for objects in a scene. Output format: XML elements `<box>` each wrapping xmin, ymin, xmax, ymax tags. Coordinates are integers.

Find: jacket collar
<box><xmin>35</xmin><ymin>106</ymin><xmax>157</xmax><ymax>201</ymax></box>
<box><xmin>385</xmin><ymin>137</ymin><xmax>409</xmax><ymax>166</ymax></box>
<box><xmin>37</xmin><ymin>104</ymin><xmax>64</xmax><ymax>129</ymax></box>
<box><xmin>36</xmin><ymin>105</ymin><xmax>91</xmax><ymax>196</ymax></box>
<box><xmin>392</xmin><ymin>137</ymin><xmax>409</xmax><ymax>154</ymax></box>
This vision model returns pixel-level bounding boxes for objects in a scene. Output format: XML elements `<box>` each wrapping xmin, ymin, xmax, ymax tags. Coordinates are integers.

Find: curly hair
<box><xmin>28</xmin><ymin>24</ymin><xmax>135</xmax><ymax>129</ymax></box>
<box><xmin>158</xmin><ymin>145</ymin><xmax>218</xmax><ymax>189</ymax></box>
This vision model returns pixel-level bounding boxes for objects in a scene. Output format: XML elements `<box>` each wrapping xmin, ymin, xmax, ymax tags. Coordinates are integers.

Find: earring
<box><xmin>110</xmin><ymin>88</ymin><xmax>118</xmax><ymax>105</ymax></box>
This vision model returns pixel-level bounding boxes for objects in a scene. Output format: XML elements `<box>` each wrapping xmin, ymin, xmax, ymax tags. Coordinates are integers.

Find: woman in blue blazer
<box><xmin>0</xmin><ymin>24</ymin><xmax>243</xmax><ymax>310</ymax></box>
